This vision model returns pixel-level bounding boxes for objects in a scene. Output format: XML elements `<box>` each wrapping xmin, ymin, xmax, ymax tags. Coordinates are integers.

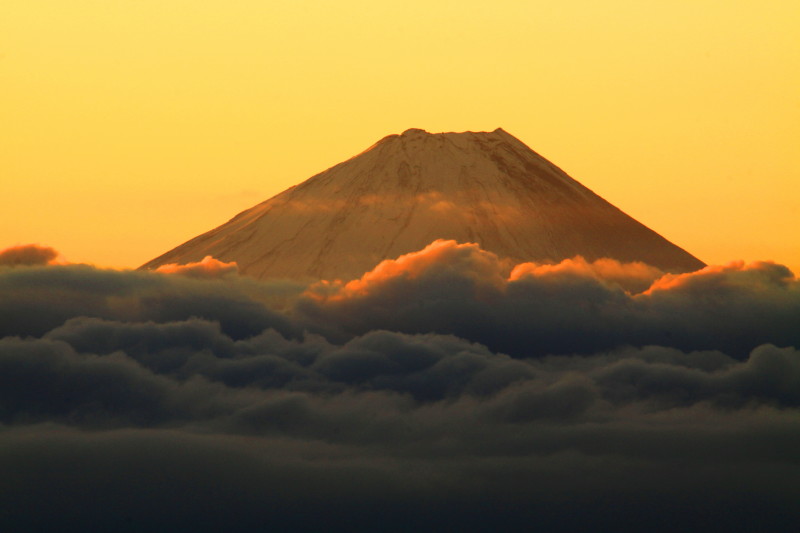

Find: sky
<box><xmin>2</xmin><ymin>0</ymin><xmax>798</xmax><ymax>273</ymax></box>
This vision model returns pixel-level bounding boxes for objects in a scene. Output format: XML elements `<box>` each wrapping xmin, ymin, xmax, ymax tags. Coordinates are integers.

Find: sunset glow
<box><xmin>2</xmin><ymin>1</ymin><xmax>797</xmax><ymax>272</ymax></box>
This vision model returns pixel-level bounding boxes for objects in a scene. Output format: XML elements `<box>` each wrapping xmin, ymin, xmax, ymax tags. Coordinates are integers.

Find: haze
<box><xmin>1</xmin><ymin>1</ymin><xmax>798</xmax><ymax>273</ymax></box>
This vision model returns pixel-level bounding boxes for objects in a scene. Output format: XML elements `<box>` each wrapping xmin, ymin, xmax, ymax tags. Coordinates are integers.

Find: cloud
<box><xmin>156</xmin><ymin>255</ymin><xmax>239</xmax><ymax>278</ymax></box>
<box><xmin>311</xmin><ymin>240</ymin><xmax>509</xmax><ymax>300</ymax></box>
<box><xmin>1</xmin><ymin>241</ymin><xmax>799</xmax><ymax>531</ymax></box>
<box><xmin>0</xmin><ymin>244</ymin><xmax>59</xmax><ymax>266</ymax></box>
<box><xmin>510</xmin><ymin>255</ymin><xmax>665</xmax><ymax>293</ymax></box>
<box><xmin>1</xmin><ymin>332</ymin><xmax>799</xmax><ymax>530</ymax></box>
<box><xmin>299</xmin><ymin>240</ymin><xmax>800</xmax><ymax>358</ymax></box>
<box><xmin>0</xmin><ymin>263</ymin><xmax>298</xmax><ymax>340</ymax></box>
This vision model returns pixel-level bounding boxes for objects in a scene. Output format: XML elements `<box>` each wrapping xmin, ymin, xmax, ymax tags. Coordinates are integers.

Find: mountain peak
<box><xmin>141</xmin><ymin>130</ymin><xmax>704</xmax><ymax>280</ymax></box>
<box><xmin>397</xmin><ymin>127</ymin><xmax>508</xmax><ymax>138</ymax></box>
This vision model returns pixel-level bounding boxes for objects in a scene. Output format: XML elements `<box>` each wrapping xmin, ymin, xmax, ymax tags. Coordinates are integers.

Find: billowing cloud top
<box><xmin>0</xmin><ymin>243</ymin><xmax>59</xmax><ymax>266</ymax></box>
<box><xmin>300</xmin><ymin>240</ymin><xmax>799</xmax><ymax>358</ymax></box>
<box><xmin>0</xmin><ymin>242</ymin><xmax>798</xmax><ymax>532</ymax></box>
<box><xmin>155</xmin><ymin>255</ymin><xmax>239</xmax><ymax>278</ymax></box>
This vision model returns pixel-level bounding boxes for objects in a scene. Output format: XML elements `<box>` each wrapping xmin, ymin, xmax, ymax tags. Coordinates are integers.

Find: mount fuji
<box><xmin>141</xmin><ymin>128</ymin><xmax>704</xmax><ymax>280</ymax></box>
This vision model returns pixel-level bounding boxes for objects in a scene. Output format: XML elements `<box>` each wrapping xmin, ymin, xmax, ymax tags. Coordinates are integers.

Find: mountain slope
<box><xmin>141</xmin><ymin>128</ymin><xmax>705</xmax><ymax>280</ymax></box>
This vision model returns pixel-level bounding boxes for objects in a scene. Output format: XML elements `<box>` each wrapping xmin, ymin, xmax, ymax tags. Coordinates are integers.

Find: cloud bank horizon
<box><xmin>1</xmin><ymin>240</ymin><xmax>799</xmax><ymax>531</ymax></box>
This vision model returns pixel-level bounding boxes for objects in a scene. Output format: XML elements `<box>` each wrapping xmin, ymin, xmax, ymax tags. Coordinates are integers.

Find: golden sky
<box><xmin>2</xmin><ymin>0</ymin><xmax>798</xmax><ymax>273</ymax></box>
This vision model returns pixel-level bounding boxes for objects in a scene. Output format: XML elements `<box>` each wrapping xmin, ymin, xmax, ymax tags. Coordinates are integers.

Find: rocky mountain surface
<box><xmin>141</xmin><ymin>128</ymin><xmax>704</xmax><ymax>280</ymax></box>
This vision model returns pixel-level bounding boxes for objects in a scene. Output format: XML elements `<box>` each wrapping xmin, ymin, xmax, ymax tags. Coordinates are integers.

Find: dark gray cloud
<box><xmin>0</xmin><ymin>243</ymin><xmax>58</xmax><ymax>266</ymax></box>
<box><xmin>1</xmin><ymin>246</ymin><xmax>799</xmax><ymax>531</ymax></box>
<box><xmin>0</xmin><ymin>264</ymin><xmax>299</xmax><ymax>339</ymax></box>
<box><xmin>298</xmin><ymin>241</ymin><xmax>800</xmax><ymax>358</ymax></box>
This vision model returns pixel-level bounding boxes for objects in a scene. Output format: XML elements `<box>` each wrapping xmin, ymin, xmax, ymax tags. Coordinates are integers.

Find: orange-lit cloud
<box><xmin>308</xmin><ymin>240</ymin><xmax>510</xmax><ymax>302</ymax></box>
<box><xmin>511</xmin><ymin>256</ymin><xmax>665</xmax><ymax>293</ymax></box>
<box><xmin>155</xmin><ymin>255</ymin><xmax>238</xmax><ymax>279</ymax></box>
<box><xmin>309</xmin><ymin>240</ymin><xmax>666</xmax><ymax>304</ymax></box>
<box><xmin>645</xmin><ymin>260</ymin><xmax>796</xmax><ymax>295</ymax></box>
<box><xmin>0</xmin><ymin>244</ymin><xmax>60</xmax><ymax>266</ymax></box>
<box><xmin>297</xmin><ymin>239</ymin><xmax>799</xmax><ymax>358</ymax></box>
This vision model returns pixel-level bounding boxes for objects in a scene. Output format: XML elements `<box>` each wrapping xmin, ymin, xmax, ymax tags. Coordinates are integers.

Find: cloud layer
<box><xmin>300</xmin><ymin>240</ymin><xmax>800</xmax><ymax>358</ymax></box>
<box><xmin>1</xmin><ymin>242</ymin><xmax>799</xmax><ymax>532</ymax></box>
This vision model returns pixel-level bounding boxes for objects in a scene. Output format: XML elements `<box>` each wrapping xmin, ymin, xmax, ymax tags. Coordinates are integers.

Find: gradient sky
<box><xmin>2</xmin><ymin>1</ymin><xmax>798</xmax><ymax>273</ymax></box>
